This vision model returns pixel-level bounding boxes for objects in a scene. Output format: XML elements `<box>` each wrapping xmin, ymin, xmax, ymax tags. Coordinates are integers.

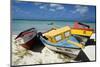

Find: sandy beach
<box><xmin>12</xmin><ymin>35</ymin><xmax>74</xmax><ymax>66</ymax></box>
<box><xmin>11</xmin><ymin>1</ymin><xmax>96</xmax><ymax>66</ymax></box>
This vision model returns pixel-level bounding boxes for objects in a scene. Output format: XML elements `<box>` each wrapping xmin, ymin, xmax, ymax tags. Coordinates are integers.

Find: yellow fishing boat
<box><xmin>71</xmin><ymin>22</ymin><xmax>94</xmax><ymax>37</ymax></box>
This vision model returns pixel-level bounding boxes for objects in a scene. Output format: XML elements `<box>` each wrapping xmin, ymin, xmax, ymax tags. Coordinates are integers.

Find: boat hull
<box><xmin>45</xmin><ymin>45</ymin><xmax>80</xmax><ymax>59</ymax></box>
<box><xmin>40</xmin><ymin>37</ymin><xmax>81</xmax><ymax>59</ymax></box>
<box><xmin>15</xmin><ymin>28</ymin><xmax>45</xmax><ymax>52</ymax></box>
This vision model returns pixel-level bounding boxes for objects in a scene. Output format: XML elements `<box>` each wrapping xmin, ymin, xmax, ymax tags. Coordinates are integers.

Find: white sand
<box><xmin>12</xmin><ymin>35</ymin><xmax>73</xmax><ymax>66</ymax></box>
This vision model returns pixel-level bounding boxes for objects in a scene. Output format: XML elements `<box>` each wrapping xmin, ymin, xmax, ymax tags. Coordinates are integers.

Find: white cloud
<box><xmin>72</xmin><ymin>5</ymin><xmax>89</xmax><ymax>15</ymax></box>
<box><xmin>39</xmin><ymin>6</ymin><xmax>45</xmax><ymax>9</ymax></box>
<box><xmin>50</xmin><ymin>4</ymin><xmax>58</xmax><ymax>7</ymax></box>
<box><xmin>56</xmin><ymin>6</ymin><xmax>64</xmax><ymax>10</ymax></box>
<box><xmin>49</xmin><ymin>8</ymin><xmax>56</xmax><ymax>12</ymax></box>
<box><xmin>34</xmin><ymin>2</ymin><xmax>42</xmax><ymax>5</ymax></box>
<box><xmin>50</xmin><ymin>4</ymin><xmax>64</xmax><ymax>10</ymax></box>
<box><xmin>34</xmin><ymin>3</ymin><xmax>65</xmax><ymax>12</ymax></box>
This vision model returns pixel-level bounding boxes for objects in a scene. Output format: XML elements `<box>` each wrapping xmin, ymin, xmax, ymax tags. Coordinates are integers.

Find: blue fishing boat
<box><xmin>40</xmin><ymin>26</ymin><xmax>85</xmax><ymax>58</ymax></box>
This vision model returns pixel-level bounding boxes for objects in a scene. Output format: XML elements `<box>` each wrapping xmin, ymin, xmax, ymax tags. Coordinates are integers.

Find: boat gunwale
<box><xmin>40</xmin><ymin>36</ymin><xmax>81</xmax><ymax>50</ymax></box>
<box><xmin>71</xmin><ymin>28</ymin><xmax>94</xmax><ymax>31</ymax></box>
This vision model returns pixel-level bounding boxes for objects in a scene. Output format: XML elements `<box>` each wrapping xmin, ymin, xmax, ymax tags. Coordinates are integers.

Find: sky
<box><xmin>12</xmin><ymin>0</ymin><xmax>96</xmax><ymax>22</ymax></box>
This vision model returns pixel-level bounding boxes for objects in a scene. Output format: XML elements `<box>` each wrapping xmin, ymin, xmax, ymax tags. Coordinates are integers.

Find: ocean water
<box><xmin>12</xmin><ymin>20</ymin><xmax>96</xmax><ymax>35</ymax></box>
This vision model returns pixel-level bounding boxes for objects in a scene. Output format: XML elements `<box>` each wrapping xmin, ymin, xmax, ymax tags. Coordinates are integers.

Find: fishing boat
<box><xmin>71</xmin><ymin>22</ymin><xmax>94</xmax><ymax>37</ymax></box>
<box><xmin>14</xmin><ymin>22</ymin><xmax>94</xmax><ymax>57</ymax></box>
<box><xmin>15</xmin><ymin>28</ymin><xmax>44</xmax><ymax>52</ymax></box>
<box><xmin>40</xmin><ymin>26</ymin><xmax>85</xmax><ymax>58</ymax></box>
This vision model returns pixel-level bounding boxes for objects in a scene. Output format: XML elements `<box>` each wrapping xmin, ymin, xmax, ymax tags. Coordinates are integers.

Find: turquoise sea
<box><xmin>12</xmin><ymin>20</ymin><xmax>96</xmax><ymax>35</ymax></box>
